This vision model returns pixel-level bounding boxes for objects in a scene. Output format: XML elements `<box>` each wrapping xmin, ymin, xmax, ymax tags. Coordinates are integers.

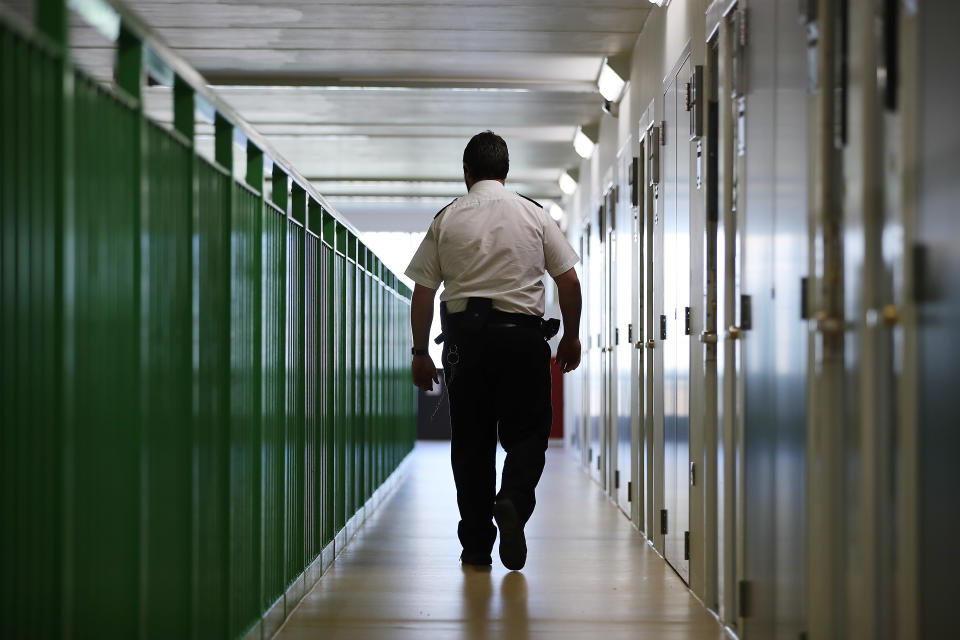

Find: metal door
<box><xmin>630</xmin><ymin>137</ymin><xmax>646</xmax><ymax>531</ymax></box>
<box><xmin>615</xmin><ymin>143</ymin><xmax>635</xmax><ymax>516</ymax></box>
<box><xmin>603</xmin><ymin>188</ymin><xmax>616</xmax><ymax>495</ymax></box>
<box><xmin>663</xmin><ymin>54</ymin><xmax>692</xmax><ymax>583</ymax></box>
<box><xmin>914</xmin><ymin>4</ymin><xmax>960</xmax><ymax>637</ymax></box>
<box><xmin>648</xmin><ymin>119</ymin><xmax>666</xmax><ymax>557</ymax></box>
<box><xmin>643</xmin><ymin>113</ymin><xmax>658</xmax><ymax>545</ymax></box>
<box><xmin>588</xmin><ymin>208</ymin><xmax>604</xmax><ymax>483</ymax></box>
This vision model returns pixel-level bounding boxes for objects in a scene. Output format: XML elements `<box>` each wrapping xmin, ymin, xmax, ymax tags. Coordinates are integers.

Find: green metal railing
<box><xmin>0</xmin><ymin>1</ymin><xmax>417</xmax><ymax>638</ymax></box>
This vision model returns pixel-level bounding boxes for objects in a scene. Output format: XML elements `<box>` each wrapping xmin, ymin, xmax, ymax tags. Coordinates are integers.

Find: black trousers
<box><xmin>442</xmin><ymin>324</ymin><xmax>552</xmax><ymax>557</ymax></box>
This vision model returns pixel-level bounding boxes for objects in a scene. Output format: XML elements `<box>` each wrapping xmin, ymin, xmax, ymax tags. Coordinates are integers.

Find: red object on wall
<box><xmin>549</xmin><ymin>358</ymin><xmax>564</xmax><ymax>439</ymax></box>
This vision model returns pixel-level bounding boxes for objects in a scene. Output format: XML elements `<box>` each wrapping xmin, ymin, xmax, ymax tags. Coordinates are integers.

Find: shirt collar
<box><xmin>468</xmin><ymin>179</ymin><xmax>506</xmax><ymax>196</ymax></box>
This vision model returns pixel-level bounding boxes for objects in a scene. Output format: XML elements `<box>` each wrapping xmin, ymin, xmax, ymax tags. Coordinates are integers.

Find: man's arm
<box><xmin>552</xmin><ymin>267</ymin><xmax>582</xmax><ymax>373</ymax></box>
<box><xmin>410</xmin><ymin>283</ymin><xmax>440</xmax><ymax>391</ymax></box>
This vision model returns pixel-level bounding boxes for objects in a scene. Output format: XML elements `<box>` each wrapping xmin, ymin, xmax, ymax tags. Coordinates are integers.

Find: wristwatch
<box><xmin>411</xmin><ymin>347</ymin><xmax>428</xmax><ymax>356</ymax></box>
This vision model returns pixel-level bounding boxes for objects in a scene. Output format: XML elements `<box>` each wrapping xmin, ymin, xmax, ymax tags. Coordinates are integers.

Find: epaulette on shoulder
<box><xmin>517</xmin><ymin>193</ymin><xmax>543</xmax><ymax>209</ymax></box>
<box><xmin>434</xmin><ymin>198</ymin><xmax>459</xmax><ymax>219</ymax></box>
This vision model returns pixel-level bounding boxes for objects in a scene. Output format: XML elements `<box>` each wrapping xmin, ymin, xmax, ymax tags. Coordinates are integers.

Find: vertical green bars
<box><xmin>0</xmin><ymin>6</ymin><xmax>416</xmax><ymax>639</ymax></box>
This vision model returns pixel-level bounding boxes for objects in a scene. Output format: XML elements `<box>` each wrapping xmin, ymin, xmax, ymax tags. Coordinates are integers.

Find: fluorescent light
<box><xmin>648</xmin><ymin>0</ymin><xmax>669</xmax><ymax>6</ymax></box>
<box><xmin>549</xmin><ymin>203</ymin><xmax>564</xmax><ymax>221</ymax></box>
<box><xmin>598</xmin><ymin>59</ymin><xmax>627</xmax><ymax>102</ymax></box>
<box><xmin>559</xmin><ymin>171</ymin><xmax>578</xmax><ymax>195</ymax></box>
<box><xmin>573</xmin><ymin>125</ymin><xmax>596</xmax><ymax>158</ymax></box>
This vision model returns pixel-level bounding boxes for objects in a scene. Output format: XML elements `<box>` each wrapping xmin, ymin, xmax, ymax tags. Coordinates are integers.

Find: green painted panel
<box><xmin>71</xmin><ymin>71</ymin><xmax>141</xmax><ymax>638</ymax></box>
<box><xmin>304</xmin><ymin>231</ymin><xmax>319</xmax><ymax>562</ymax></box>
<box><xmin>261</xmin><ymin>203</ymin><xmax>286</xmax><ymax>609</ymax></box>
<box><xmin>334</xmin><ymin>253</ymin><xmax>346</xmax><ymax>532</ymax></box>
<box><xmin>229</xmin><ymin>183</ymin><xmax>262</xmax><ymax>637</ymax></box>
<box><xmin>285</xmin><ymin>219</ymin><xmax>305</xmax><ymax>582</ymax></box>
<box><xmin>344</xmin><ymin>263</ymin><xmax>355</xmax><ymax>517</ymax></box>
<box><xmin>322</xmin><ymin>241</ymin><xmax>336</xmax><ymax>546</ymax></box>
<box><xmin>194</xmin><ymin>157</ymin><xmax>231</xmax><ymax>637</ymax></box>
<box><xmin>142</xmin><ymin>121</ymin><xmax>193</xmax><ymax>636</ymax></box>
<box><xmin>0</xmin><ymin>26</ymin><xmax>64</xmax><ymax>639</ymax></box>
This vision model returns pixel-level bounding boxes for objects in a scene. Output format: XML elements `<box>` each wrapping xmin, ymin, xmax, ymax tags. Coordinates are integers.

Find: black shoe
<box><xmin>493</xmin><ymin>498</ymin><xmax>527</xmax><ymax>570</ymax></box>
<box><xmin>460</xmin><ymin>550</ymin><xmax>492</xmax><ymax>566</ymax></box>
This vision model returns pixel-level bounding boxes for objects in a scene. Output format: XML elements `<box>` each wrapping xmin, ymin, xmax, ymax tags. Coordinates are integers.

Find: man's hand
<box><xmin>552</xmin><ymin>268</ymin><xmax>582</xmax><ymax>374</ymax></box>
<box><xmin>412</xmin><ymin>354</ymin><xmax>440</xmax><ymax>392</ymax></box>
<box><xmin>555</xmin><ymin>335</ymin><xmax>581</xmax><ymax>373</ymax></box>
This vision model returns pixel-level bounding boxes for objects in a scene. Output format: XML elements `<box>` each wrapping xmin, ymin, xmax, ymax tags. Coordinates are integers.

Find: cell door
<box><xmin>604</xmin><ymin>187</ymin><xmax>617</xmax><ymax>497</ymax></box>
<box><xmin>630</xmin><ymin>137</ymin><xmax>647</xmax><ymax>531</ymax></box>
<box><xmin>603</xmin><ymin>193</ymin><xmax>618</xmax><ymax>492</ymax></box>
<box><xmin>588</xmin><ymin>207</ymin><xmax>604</xmax><ymax>484</ymax></box>
<box><xmin>662</xmin><ymin>54</ymin><xmax>693</xmax><ymax>583</ymax></box>
<box><xmin>833</xmin><ymin>1</ymin><xmax>917</xmax><ymax>635</ymax></box>
<box><xmin>643</xmin><ymin>115</ymin><xmax>659</xmax><ymax>546</ymax></box>
<box><xmin>648</xmin><ymin>119</ymin><xmax>666</xmax><ymax>557</ymax></box>
<box><xmin>578</xmin><ymin>220</ymin><xmax>592</xmax><ymax>471</ymax></box>
<box><xmin>614</xmin><ymin>145</ymin><xmax>635</xmax><ymax>516</ymax></box>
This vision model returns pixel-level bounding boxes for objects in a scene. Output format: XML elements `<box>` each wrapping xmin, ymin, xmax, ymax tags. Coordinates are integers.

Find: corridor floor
<box><xmin>276</xmin><ymin>441</ymin><xmax>726</xmax><ymax>640</ymax></box>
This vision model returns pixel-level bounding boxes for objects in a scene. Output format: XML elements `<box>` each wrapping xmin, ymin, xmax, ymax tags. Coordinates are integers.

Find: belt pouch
<box><xmin>461</xmin><ymin>297</ymin><xmax>493</xmax><ymax>331</ymax></box>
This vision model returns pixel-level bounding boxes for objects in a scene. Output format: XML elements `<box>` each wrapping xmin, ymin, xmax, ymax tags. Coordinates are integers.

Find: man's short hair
<box><xmin>463</xmin><ymin>131</ymin><xmax>509</xmax><ymax>181</ymax></box>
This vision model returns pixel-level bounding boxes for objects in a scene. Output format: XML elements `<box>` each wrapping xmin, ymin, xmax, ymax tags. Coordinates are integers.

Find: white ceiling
<box><xmin>21</xmin><ymin>0</ymin><xmax>651</xmax><ymax>230</ymax></box>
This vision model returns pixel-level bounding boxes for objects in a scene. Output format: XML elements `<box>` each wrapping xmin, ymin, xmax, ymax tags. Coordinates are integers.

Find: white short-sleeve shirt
<box><xmin>404</xmin><ymin>180</ymin><xmax>580</xmax><ymax>316</ymax></box>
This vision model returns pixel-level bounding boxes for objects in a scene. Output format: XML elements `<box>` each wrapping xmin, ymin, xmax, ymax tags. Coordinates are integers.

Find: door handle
<box><xmin>881</xmin><ymin>304</ymin><xmax>899</xmax><ymax>327</ymax></box>
<box><xmin>725</xmin><ymin>325</ymin><xmax>743</xmax><ymax>340</ymax></box>
<box><xmin>699</xmin><ymin>330</ymin><xmax>718</xmax><ymax>344</ymax></box>
<box><xmin>646</xmin><ymin>339</ymin><xmax>656</xmax><ymax>349</ymax></box>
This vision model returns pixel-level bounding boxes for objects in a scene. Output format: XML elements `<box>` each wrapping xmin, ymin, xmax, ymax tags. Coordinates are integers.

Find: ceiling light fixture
<box><xmin>559</xmin><ymin>170</ymin><xmax>579</xmax><ymax>195</ymax></box>
<box><xmin>647</xmin><ymin>0</ymin><xmax>670</xmax><ymax>6</ymax></box>
<box><xmin>597</xmin><ymin>56</ymin><xmax>628</xmax><ymax>103</ymax></box>
<box><xmin>549</xmin><ymin>203</ymin><xmax>564</xmax><ymax>222</ymax></box>
<box><xmin>573</xmin><ymin>124</ymin><xmax>597</xmax><ymax>159</ymax></box>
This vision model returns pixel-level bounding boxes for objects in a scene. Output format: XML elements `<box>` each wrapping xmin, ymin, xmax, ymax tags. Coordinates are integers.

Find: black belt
<box><xmin>436</xmin><ymin>306</ymin><xmax>558</xmax><ymax>344</ymax></box>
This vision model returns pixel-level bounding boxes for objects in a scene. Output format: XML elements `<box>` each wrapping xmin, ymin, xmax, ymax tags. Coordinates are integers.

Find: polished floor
<box><xmin>276</xmin><ymin>441</ymin><xmax>726</xmax><ymax>640</ymax></box>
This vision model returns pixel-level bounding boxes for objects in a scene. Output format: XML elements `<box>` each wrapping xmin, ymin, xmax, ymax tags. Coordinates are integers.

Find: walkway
<box><xmin>276</xmin><ymin>441</ymin><xmax>726</xmax><ymax>639</ymax></box>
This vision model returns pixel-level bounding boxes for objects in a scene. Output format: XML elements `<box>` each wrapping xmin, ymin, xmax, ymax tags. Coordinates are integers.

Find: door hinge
<box><xmin>648</xmin><ymin>127</ymin><xmax>661</xmax><ymax>186</ymax></box>
<box><xmin>739</xmin><ymin>579</ymin><xmax>751</xmax><ymax>618</ymax></box>
<box><xmin>660</xmin><ymin>509</ymin><xmax>668</xmax><ymax>535</ymax></box>
<box><xmin>737</xmin><ymin>5</ymin><xmax>748</xmax><ymax>49</ymax></box>
<box><xmin>689</xmin><ymin>66</ymin><xmax>704</xmax><ymax>139</ymax></box>
<box><xmin>684</xmin><ymin>306</ymin><xmax>691</xmax><ymax>335</ymax></box>
<box><xmin>684</xmin><ymin>81</ymin><xmax>692</xmax><ymax>111</ymax></box>
<box><xmin>660</xmin><ymin>314</ymin><xmax>667</xmax><ymax>340</ymax></box>
<box><xmin>689</xmin><ymin>461</ymin><xmax>696</xmax><ymax>486</ymax></box>
<box><xmin>597</xmin><ymin>454</ymin><xmax>601</xmax><ymax>470</ymax></box>
<box><xmin>913</xmin><ymin>243</ymin><xmax>929</xmax><ymax>303</ymax></box>
<box><xmin>588</xmin><ymin>447</ymin><xmax>593</xmax><ymax>462</ymax></box>
<box><xmin>615</xmin><ymin>469</ymin><xmax>620</xmax><ymax>489</ymax></box>
<box><xmin>631</xmin><ymin>157</ymin><xmax>640</xmax><ymax>205</ymax></box>
<box><xmin>684</xmin><ymin>531</ymin><xmax>690</xmax><ymax>560</ymax></box>
<box><xmin>660</xmin><ymin>121</ymin><xmax>667</xmax><ymax>145</ymax></box>
<box><xmin>615</xmin><ymin>327</ymin><xmax>620</xmax><ymax>345</ymax></box>
<box><xmin>627</xmin><ymin>323</ymin><xmax>633</xmax><ymax>343</ymax></box>
<box><xmin>740</xmin><ymin>294</ymin><xmax>753</xmax><ymax>331</ymax></box>
<box><xmin>627</xmin><ymin>481</ymin><xmax>633</xmax><ymax>501</ymax></box>
<box><xmin>801</xmin><ymin>276</ymin><xmax>810</xmax><ymax>319</ymax></box>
